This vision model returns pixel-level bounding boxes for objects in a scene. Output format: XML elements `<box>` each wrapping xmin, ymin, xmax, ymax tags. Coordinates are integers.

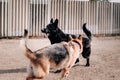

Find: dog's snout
<box><xmin>41</xmin><ymin>28</ymin><xmax>46</xmax><ymax>32</ymax></box>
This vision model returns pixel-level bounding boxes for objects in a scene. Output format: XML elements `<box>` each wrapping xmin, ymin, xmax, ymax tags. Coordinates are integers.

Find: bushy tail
<box><xmin>23</xmin><ymin>29</ymin><xmax>36</xmax><ymax>60</ymax></box>
<box><xmin>82</xmin><ymin>23</ymin><xmax>92</xmax><ymax>41</ymax></box>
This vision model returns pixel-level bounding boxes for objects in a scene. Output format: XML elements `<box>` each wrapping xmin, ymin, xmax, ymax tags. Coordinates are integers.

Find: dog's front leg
<box><xmin>60</xmin><ymin>68</ymin><xmax>70</xmax><ymax>80</ymax></box>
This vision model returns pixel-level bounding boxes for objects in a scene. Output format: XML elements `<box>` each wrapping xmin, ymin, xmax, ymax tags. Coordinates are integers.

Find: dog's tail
<box><xmin>82</xmin><ymin>23</ymin><xmax>92</xmax><ymax>41</ymax></box>
<box><xmin>23</xmin><ymin>29</ymin><xmax>37</xmax><ymax>60</ymax></box>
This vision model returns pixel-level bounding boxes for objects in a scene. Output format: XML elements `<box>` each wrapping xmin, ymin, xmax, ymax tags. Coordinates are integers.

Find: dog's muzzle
<box><xmin>41</xmin><ymin>28</ymin><xmax>46</xmax><ymax>33</ymax></box>
<box><xmin>41</xmin><ymin>28</ymin><xmax>50</xmax><ymax>38</ymax></box>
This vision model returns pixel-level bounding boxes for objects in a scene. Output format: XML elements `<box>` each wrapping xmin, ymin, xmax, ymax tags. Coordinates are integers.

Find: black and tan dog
<box><xmin>41</xmin><ymin>18</ymin><xmax>92</xmax><ymax>66</ymax></box>
<box><xmin>23</xmin><ymin>30</ymin><xmax>83</xmax><ymax>80</ymax></box>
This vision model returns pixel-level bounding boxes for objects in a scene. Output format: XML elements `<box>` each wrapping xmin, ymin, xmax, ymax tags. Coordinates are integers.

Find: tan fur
<box><xmin>25</xmin><ymin>51</ymin><xmax>36</xmax><ymax>60</ymax></box>
<box><xmin>60</xmin><ymin>36</ymin><xmax>83</xmax><ymax>80</ymax></box>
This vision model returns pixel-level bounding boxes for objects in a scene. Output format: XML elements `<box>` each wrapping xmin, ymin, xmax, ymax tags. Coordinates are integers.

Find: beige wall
<box><xmin>0</xmin><ymin>0</ymin><xmax>120</xmax><ymax>37</ymax></box>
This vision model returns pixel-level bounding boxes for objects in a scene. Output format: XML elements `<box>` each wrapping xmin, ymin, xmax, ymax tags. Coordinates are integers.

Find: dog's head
<box><xmin>41</xmin><ymin>18</ymin><xmax>59</xmax><ymax>35</ymax></box>
<box><xmin>68</xmin><ymin>35</ymin><xmax>83</xmax><ymax>53</ymax></box>
<box><xmin>69</xmin><ymin>35</ymin><xmax>82</xmax><ymax>41</ymax></box>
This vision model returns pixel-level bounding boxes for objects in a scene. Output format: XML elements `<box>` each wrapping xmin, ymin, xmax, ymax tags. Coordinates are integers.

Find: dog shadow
<box><xmin>0</xmin><ymin>68</ymin><xmax>26</xmax><ymax>74</ymax></box>
<box><xmin>50</xmin><ymin>64</ymin><xmax>85</xmax><ymax>73</ymax></box>
<box><xmin>73</xmin><ymin>64</ymin><xmax>85</xmax><ymax>67</ymax></box>
<box><xmin>0</xmin><ymin>64</ymin><xmax>84</xmax><ymax>74</ymax></box>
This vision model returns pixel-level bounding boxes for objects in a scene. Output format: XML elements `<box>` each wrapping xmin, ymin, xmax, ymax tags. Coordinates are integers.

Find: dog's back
<box><xmin>33</xmin><ymin>43</ymin><xmax>70</xmax><ymax>69</ymax></box>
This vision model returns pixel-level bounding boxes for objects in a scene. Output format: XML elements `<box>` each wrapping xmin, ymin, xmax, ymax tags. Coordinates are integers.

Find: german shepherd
<box><xmin>41</xmin><ymin>18</ymin><xmax>92</xmax><ymax>66</ymax></box>
<box><xmin>23</xmin><ymin>29</ymin><xmax>83</xmax><ymax>80</ymax></box>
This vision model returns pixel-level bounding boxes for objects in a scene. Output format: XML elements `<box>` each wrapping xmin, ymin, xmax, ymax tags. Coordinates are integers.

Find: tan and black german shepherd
<box><xmin>22</xmin><ymin>29</ymin><xmax>83</xmax><ymax>80</ymax></box>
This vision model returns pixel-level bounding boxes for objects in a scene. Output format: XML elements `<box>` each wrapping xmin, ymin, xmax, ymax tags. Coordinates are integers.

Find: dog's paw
<box><xmin>64</xmin><ymin>70</ymin><xmax>69</xmax><ymax>78</ymax></box>
<box><xmin>85</xmin><ymin>63</ymin><xmax>90</xmax><ymax>67</ymax></box>
<box><xmin>75</xmin><ymin>58</ymin><xmax>79</xmax><ymax>64</ymax></box>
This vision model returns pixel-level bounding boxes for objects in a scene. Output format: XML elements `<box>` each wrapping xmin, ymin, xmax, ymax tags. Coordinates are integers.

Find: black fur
<box><xmin>53</xmin><ymin>52</ymin><xmax>68</xmax><ymax>65</ymax></box>
<box><xmin>41</xmin><ymin>19</ymin><xmax>92</xmax><ymax>67</ymax></box>
<box><xmin>24</xmin><ymin>29</ymin><xmax>28</xmax><ymax>38</ymax></box>
<box><xmin>35</xmin><ymin>43</ymin><xmax>69</xmax><ymax>65</ymax></box>
<box><xmin>41</xmin><ymin>19</ymin><xmax>77</xmax><ymax>44</ymax></box>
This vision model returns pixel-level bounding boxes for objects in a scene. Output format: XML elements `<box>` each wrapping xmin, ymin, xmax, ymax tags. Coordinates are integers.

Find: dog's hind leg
<box><xmin>36</xmin><ymin>60</ymin><xmax>50</xmax><ymax>79</ymax></box>
<box><xmin>82</xmin><ymin>47</ymin><xmax>91</xmax><ymax>67</ymax></box>
<box><xmin>86</xmin><ymin>58</ymin><xmax>90</xmax><ymax>66</ymax></box>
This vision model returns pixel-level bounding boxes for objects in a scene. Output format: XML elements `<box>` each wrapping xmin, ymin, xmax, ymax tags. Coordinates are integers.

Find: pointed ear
<box><xmin>69</xmin><ymin>42</ymin><xmax>74</xmax><ymax>47</ymax></box>
<box><xmin>54</xmin><ymin>19</ymin><xmax>58</xmax><ymax>26</ymax></box>
<box><xmin>50</xmin><ymin>18</ymin><xmax>53</xmax><ymax>23</ymax></box>
<box><xmin>69</xmin><ymin>35</ymin><xmax>73</xmax><ymax>41</ymax></box>
<box><xmin>78</xmin><ymin>35</ymin><xmax>82</xmax><ymax>40</ymax></box>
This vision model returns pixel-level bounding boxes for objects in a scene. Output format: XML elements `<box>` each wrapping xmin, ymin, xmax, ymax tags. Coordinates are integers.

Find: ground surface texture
<box><xmin>0</xmin><ymin>36</ymin><xmax>120</xmax><ymax>80</ymax></box>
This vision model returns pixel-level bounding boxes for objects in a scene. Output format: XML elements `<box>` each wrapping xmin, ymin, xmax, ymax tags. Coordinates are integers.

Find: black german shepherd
<box><xmin>41</xmin><ymin>19</ymin><xmax>92</xmax><ymax>67</ymax></box>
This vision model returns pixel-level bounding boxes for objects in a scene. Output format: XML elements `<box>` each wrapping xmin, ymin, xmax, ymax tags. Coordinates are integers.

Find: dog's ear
<box><xmin>78</xmin><ymin>35</ymin><xmax>82</xmax><ymax>40</ymax></box>
<box><xmin>50</xmin><ymin>18</ymin><xmax>53</xmax><ymax>23</ymax></box>
<box><xmin>69</xmin><ymin>35</ymin><xmax>73</xmax><ymax>41</ymax></box>
<box><xmin>69</xmin><ymin>42</ymin><xmax>74</xmax><ymax>47</ymax></box>
<box><xmin>54</xmin><ymin>19</ymin><xmax>58</xmax><ymax>26</ymax></box>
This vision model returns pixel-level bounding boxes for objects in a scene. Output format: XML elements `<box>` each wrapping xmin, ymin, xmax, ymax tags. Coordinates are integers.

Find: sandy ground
<box><xmin>0</xmin><ymin>36</ymin><xmax>120</xmax><ymax>80</ymax></box>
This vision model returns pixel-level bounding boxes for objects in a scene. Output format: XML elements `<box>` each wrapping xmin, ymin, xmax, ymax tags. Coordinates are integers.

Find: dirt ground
<box><xmin>0</xmin><ymin>36</ymin><xmax>120</xmax><ymax>80</ymax></box>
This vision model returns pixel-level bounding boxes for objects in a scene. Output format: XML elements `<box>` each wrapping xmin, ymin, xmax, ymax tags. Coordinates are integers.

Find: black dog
<box><xmin>41</xmin><ymin>19</ymin><xmax>92</xmax><ymax>67</ymax></box>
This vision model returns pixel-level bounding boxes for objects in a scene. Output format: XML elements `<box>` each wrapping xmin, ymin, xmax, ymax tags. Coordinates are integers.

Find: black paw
<box><xmin>75</xmin><ymin>58</ymin><xmax>79</xmax><ymax>64</ymax></box>
<box><xmin>54</xmin><ymin>70</ymin><xmax>62</xmax><ymax>73</ymax></box>
<box><xmin>85</xmin><ymin>63</ymin><xmax>90</xmax><ymax>67</ymax></box>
